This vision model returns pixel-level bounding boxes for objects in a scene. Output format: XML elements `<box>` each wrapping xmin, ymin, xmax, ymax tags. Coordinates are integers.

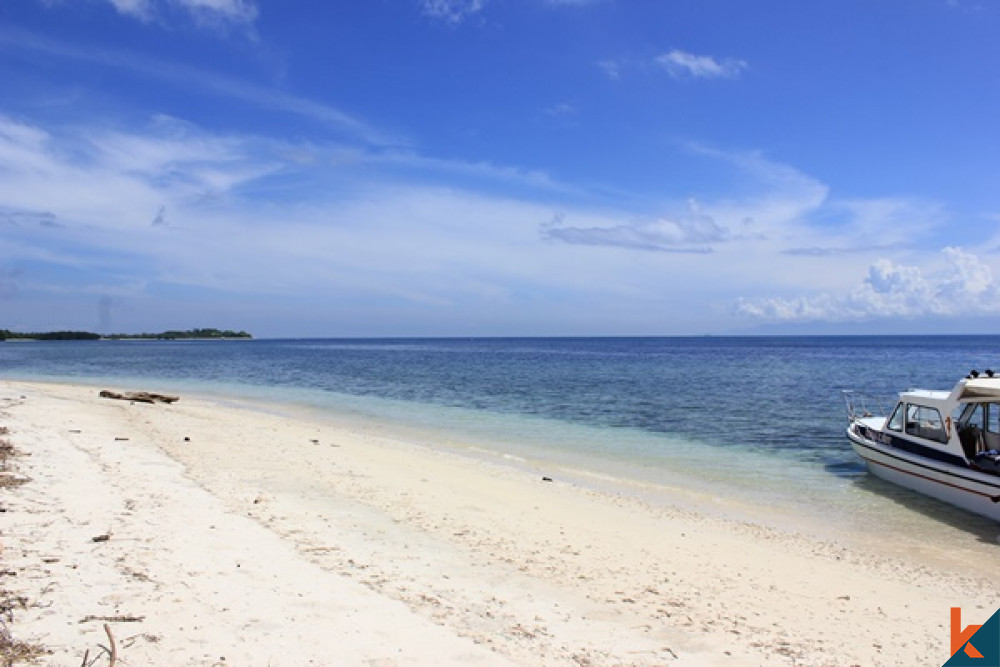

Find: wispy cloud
<box><xmin>374</xmin><ymin>149</ymin><xmax>570</xmax><ymax>194</ymax></box>
<box><xmin>0</xmin><ymin>28</ymin><xmax>392</xmax><ymax>145</ymax></box>
<box><xmin>0</xmin><ymin>110</ymin><xmax>725</xmax><ymax>333</ymax></box>
<box><xmin>541</xmin><ymin>202</ymin><xmax>728</xmax><ymax>253</ymax></box>
<box><xmin>539</xmin><ymin>144</ymin><xmax>963</xmax><ymax>328</ymax></box>
<box><xmin>544</xmin><ymin>103</ymin><xmax>577</xmax><ymax>118</ymax></box>
<box><xmin>103</xmin><ymin>0</ymin><xmax>258</xmax><ymax>28</ymax></box>
<box><xmin>107</xmin><ymin>0</ymin><xmax>154</xmax><ymax>21</ymax></box>
<box><xmin>674</xmin><ymin>146</ymin><xmax>831</xmax><ymax>248</ymax></box>
<box><xmin>654</xmin><ymin>50</ymin><xmax>747</xmax><ymax>80</ymax></box>
<box><xmin>0</xmin><ymin>113</ymin><xmax>572</xmax><ymax>295</ymax></box>
<box><xmin>0</xmin><ymin>266</ymin><xmax>22</xmax><ymax>299</ymax></box>
<box><xmin>0</xmin><ymin>113</ymin><xmax>278</xmax><ymax>233</ymax></box>
<box><xmin>737</xmin><ymin>247</ymin><xmax>997</xmax><ymax>322</ymax></box>
<box><xmin>0</xmin><ymin>207</ymin><xmax>60</xmax><ymax>229</ymax></box>
<box><xmin>0</xmin><ymin>109</ymin><xmax>964</xmax><ymax>334</ymax></box>
<box><xmin>944</xmin><ymin>0</ymin><xmax>987</xmax><ymax>12</ymax></box>
<box><xmin>782</xmin><ymin>197</ymin><xmax>944</xmax><ymax>257</ymax></box>
<box><xmin>600</xmin><ymin>50</ymin><xmax>748</xmax><ymax>81</ymax></box>
<box><xmin>417</xmin><ymin>0</ymin><xmax>600</xmax><ymax>25</ymax></box>
<box><xmin>782</xmin><ymin>245</ymin><xmax>894</xmax><ymax>257</ymax></box>
<box><xmin>542</xmin><ymin>147</ymin><xmax>834</xmax><ymax>254</ymax></box>
<box><xmin>597</xmin><ymin>59</ymin><xmax>623</xmax><ymax>80</ymax></box>
<box><xmin>419</xmin><ymin>0</ymin><xmax>486</xmax><ymax>24</ymax></box>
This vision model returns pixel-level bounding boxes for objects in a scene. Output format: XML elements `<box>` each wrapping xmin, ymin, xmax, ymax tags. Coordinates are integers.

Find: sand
<box><xmin>0</xmin><ymin>380</ymin><xmax>996</xmax><ymax>666</ymax></box>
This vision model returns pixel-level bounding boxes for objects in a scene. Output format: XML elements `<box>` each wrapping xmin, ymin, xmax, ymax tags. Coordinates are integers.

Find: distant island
<box><xmin>104</xmin><ymin>328</ymin><xmax>253</xmax><ymax>341</ymax></box>
<box><xmin>0</xmin><ymin>328</ymin><xmax>252</xmax><ymax>341</ymax></box>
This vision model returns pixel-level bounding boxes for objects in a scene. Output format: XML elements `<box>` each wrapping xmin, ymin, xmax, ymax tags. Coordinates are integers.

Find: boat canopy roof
<box><xmin>895</xmin><ymin>376</ymin><xmax>1000</xmax><ymax>408</ymax></box>
<box><xmin>903</xmin><ymin>388</ymin><xmax>949</xmax><ymax>399</ymax></box>
<box><xmin>954</xmin><ymin>377</ymin><xmax>1000</xmax><ymax>400</ymax></box>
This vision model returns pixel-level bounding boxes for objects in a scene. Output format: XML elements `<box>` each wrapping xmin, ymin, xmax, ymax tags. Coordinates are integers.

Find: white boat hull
<box><xmin>848</xmin><ymin>426</ymin><xmax>1000</xmax><ymax>523</ymax></box>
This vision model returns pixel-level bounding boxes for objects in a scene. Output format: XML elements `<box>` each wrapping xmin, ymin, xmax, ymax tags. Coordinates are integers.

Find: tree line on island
<box><xmin>0</xmin><ymin>328</ymin><xmax>252</xmax><ymax>341</ymax></box>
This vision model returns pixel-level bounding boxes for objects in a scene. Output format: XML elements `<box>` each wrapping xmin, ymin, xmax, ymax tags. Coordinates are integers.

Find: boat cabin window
<box><xmin>903</xmin><ymin>404</ymin><xmax>948</xmax><ymax>444</ymax></box>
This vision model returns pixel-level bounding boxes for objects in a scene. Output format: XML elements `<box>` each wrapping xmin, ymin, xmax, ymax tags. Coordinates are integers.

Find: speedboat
<box><xmin>844</xmin><ymin>371</ymin><xmax>1000</xmax><ymax>522</ymax></box>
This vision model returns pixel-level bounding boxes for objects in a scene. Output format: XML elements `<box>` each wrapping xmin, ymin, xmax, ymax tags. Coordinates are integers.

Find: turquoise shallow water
<box><xmin>3</xmin><ymin>336</ymin><xmax>1000</xmax><ymax>551</ymax></box>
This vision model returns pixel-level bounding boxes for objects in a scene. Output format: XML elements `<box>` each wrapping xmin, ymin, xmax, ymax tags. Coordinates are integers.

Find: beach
<box><xmin>1</xmin><ymin>380</ymin><xmax>996</xmax><ymax>666</ymax></box>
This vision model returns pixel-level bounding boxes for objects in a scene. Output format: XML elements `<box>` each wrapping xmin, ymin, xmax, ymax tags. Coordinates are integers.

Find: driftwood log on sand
<box><xmin>99</xmin><ymin>390</ymin><xmax>180</xmax><ymax>405</ymax></box>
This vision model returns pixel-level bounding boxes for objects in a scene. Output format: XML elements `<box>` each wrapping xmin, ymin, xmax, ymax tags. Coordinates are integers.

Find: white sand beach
<box><xmin>1</xmin><ymin>380</ymin><xmax>996</xmax><ymax>665</ymax></box>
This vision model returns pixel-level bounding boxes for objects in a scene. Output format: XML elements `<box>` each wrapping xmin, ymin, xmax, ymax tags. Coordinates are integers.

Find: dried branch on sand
<box><xmin>79</xmin><ymin>624</ymin><xmax>117</xmax><ymax>667</ymax></box>
<box><xmin>98</xmin><ymin>391</ymin><xmax>179</xmax><ymax>405</ymax></box>
<box><xmin>0</xmin><ymin>621</ymin><xmax>48</xmax><ymax>665</ymax></box>
<box><xmin>79</xmin><ymin>615</ymin><xmax>144</xmax><ymax>624</ymax></box>
<box><xmin>0</xmin><ymin>437</ymin><xmax>28</xmax><ymax>486</ymax></box>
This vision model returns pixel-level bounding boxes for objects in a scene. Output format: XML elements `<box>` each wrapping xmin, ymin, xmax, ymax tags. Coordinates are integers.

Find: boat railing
<box><xmin>842</xmin><ymin>390</ymin><xmax>889</xmax><ymax>422</ymax></box>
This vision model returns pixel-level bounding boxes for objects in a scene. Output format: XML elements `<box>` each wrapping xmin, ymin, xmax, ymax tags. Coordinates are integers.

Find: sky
<box><xmin>1</xmin><ymin>0</ymin><xmax>999</xmax><ymax>337</ymax></box>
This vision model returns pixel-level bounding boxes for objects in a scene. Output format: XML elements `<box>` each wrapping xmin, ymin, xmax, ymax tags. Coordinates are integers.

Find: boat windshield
<box><xmin>887</xmin><ymin>403</ymin><xmax>905</xmax><ymax>431</ymax></box>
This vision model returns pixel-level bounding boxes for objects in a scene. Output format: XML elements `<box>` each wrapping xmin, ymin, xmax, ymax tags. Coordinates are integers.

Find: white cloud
<box><xmin>782</xmin><ymin>198</ymin><xmax>944</xmax><ymax>256</ymax></box>
<box><xmin>598</xmin><ymin>59</ymin><xmax>623</xmax><ymax>80</ymax></box>
<box><xmin>655</xmin><ymin>50</ymin><xmax>747</xmax><ymax>80</ymax></box>
<box><xmin>542</xmin><ymin>200</ymin><xmax>730</xmax><ymax>253</ymax></box>
<box><xmin>177</xmin><ymin>0</ymin><xmax>257</xmax><ymax>21</ymax></box>
<box><xmin>419</xmin><ymin>0</ymin><xmax>486</xmax><ymax>24</ymax></box>
<box><xmin>0</xmin><ymin>112</ymin><xmax>743</xmax><ymax>335</ymax></box>
<box><xmin>539</xmin><ymin>147</ymin><xmax>883</xmax><ymax>262</ymax></box>
<box><xmin>103</xmin><ymin>0</ymin><xmax>258</xmax><ymax>26</ymax></box>
<box><xmin>107</xmin><ymin>0</ymin><xmax>155</xmax><ymax>21</ymax></box>
<box><xmin>0</xmin><ymin>113</ymin><xmax>281</xmax><ymax>237</ymax></box>
<box><xmin>686</xmin><ymin>146</ymin><xmax>830</xmax><ymax>229</ymax></box>
<box><xmin>598</xmin><ymin>51</ymin><xmax>747</xmax><ymax>82</ymax></box>
<box><xmin>418</xmin><ymin>0</ymin><xmax>598</xmax><ymax>25</ymax></box>
<box><xmin>0</xmin><ymin>110</ymin><xmax>966</xmax><ymax>335</ymax></box>
<box><xmin>737</xmin><ymin>247</ymin><xmax>998</xmax><ymax>322</ymax></box>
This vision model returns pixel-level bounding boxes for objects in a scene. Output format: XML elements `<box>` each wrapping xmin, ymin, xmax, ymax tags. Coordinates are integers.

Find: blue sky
<box><xmin>1</xmin><ymin>0</ymin><xmax>999</xmax><ymax>336</ymax></box>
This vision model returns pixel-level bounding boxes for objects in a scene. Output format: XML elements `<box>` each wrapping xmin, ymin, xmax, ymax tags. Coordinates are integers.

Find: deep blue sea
<box><xmin>3</xmin><ymin>335</ymin><xmax>1000</xmax><ymax>547</ymax></box>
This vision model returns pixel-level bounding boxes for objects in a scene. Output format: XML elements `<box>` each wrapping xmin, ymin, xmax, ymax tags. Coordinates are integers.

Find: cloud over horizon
<box><xmin>4</xmin><ymin>108</ymin><xmax>965</xmax><ymax>335</ymax></box>
<box><xmin>736</xmin><ymin>247</ymin><xmax>998</xmax><ymax>323</ymax></box>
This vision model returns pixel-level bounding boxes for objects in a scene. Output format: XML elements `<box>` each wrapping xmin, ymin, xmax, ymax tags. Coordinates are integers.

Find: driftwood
<box><xmin>105</xmin><ymin>624</ymin><xmax>117</xmax><ymax>667</ymax></box>
<box><xmin>79</xmin><ymin>623</ymin><xmax>119</xmax><ymax>667</ymax></box>
<box><xmin>99</xmin><ymin>391</ymin><xmax>179</xmax><ymax>405</ymax></box>
<box><xmin>79</xmin><ymin>615</ymin><xmax>144</xmax><ymax>624</ymax></box>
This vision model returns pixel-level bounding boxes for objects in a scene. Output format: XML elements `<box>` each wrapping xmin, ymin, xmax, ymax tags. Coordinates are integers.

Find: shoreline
<box><xmin>1</xmin><ymin>380</ymin><xmax>996</xmax><ymax>665</ymax></box>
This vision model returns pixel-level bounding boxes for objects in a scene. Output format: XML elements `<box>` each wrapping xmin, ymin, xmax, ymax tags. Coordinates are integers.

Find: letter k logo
<box><xmin>953</xmin><ymin>608</ymin><xmax>984</xmax><ymax>659</ymax></box>
<box><xmin>945</xmin><ymin>606</ymin><xmax>1000</xmax><ymax>666</ymax></box>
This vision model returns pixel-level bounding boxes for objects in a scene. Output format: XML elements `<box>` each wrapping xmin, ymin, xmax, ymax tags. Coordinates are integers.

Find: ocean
<box><xmin>3</xmin><ymin>335</ymin><xmax>1000</xmax><ymax>552</ymax></box>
